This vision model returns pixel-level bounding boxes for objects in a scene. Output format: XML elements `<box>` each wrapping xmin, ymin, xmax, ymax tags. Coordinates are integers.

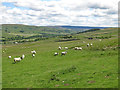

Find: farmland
<box><xmin>2</xmin><ymin>25</ymin><xmax>118</xmax><ymax>88</ymax></box>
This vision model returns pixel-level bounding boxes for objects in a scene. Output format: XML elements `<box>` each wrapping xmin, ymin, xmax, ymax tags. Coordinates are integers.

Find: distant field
<box><xmin>2</xmin><ymin>27</ymin><xmax>118</xmax><ymax>88</ymax></box>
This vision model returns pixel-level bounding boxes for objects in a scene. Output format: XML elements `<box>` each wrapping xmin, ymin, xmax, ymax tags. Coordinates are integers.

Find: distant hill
<box><xmin>2</xmin><ymin>24</ymin><xmax>110</xmax><ymax>35</ymax></box>
<box><xmin>1</xmin><ymin>24</ymin><xmax>115</xmax><ymax>44</ymax></box>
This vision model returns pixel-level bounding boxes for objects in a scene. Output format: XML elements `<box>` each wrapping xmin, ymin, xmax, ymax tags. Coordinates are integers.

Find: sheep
<box><xmin>8</xmin><ymin>56</ymin><xmax>12</xmax><ymax>59</ymax></box>
<box><xmin>64</xmin><ymin>47</ymin><xmax>68</xmax><ymax>50</ymax></box>
<box><xmin>14</xmin><ymin>57</ymin><xmax>22</xmax><ymax>63</ymax></box>
<box><xmin>78</xmin><ymin>47</ymin><xmax>82</xmax><ymax>50</ymax></box>
<box><xmin>87</xmin><ymin>43</ymin><xmax>90</xmax><ymax>47</ymax></box>
<box><xmin>74</xmin><ymin>47</ymin><xmax>82</xmax><ymax>50</ymax></box>
<box><xmin>32</xmin><ymin>54</ymin><xmax>35</xmax><ymax>57</ymax></box>
<box><xmin>21</xmin><ymin>54</ymin><xmax>25</xmax><ymax>59</ymax></box>
<box><xmin>58</xmin><ymin>46</ymin><xmax>62</xmax><ymax>50</ymax></box>
<box><xmin>90</xmin><ymin>43</ymin><xmax>93</xmax><ymax>46</ymax></box>
<box><xmin>14</xmin><ymin>42</ymin><xmax>18</xmax><ymax>44</ymax></box>
<box><xmin>74</xmin><ymin>47</ymin><xmax>78</xmax><ymax>50</ymax></box>
<box><xmin>61</xmin><ymin>51</ymin><xmax>67</xmax><ymax>56</ymax></box>
<box><xmin>54</xmin><ymin>52</ymin><xmax>59</xmax><ymax>56</ymax></box>
<box><xmin>31</xmin><ymin>50</ymin><xmax>36</xmax><ymax>54</ymax></box>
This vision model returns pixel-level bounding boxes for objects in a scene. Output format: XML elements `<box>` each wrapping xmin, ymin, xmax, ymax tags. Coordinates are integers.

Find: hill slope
<box><xmin>2</xmin><ymin>28</ymin><xmax>118</xmax><ymax>88</ymax></box>
<box><xmin>1</xmin><ymin>24</ymin><xmax>110</xmax><ymax>44</ymax></box>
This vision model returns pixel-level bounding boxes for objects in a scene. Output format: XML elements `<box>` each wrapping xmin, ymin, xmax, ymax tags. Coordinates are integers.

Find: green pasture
<box><xmin>2</xmin><ymin>28</ymin><xmax>118</xmax><ymax>88</ymax></box>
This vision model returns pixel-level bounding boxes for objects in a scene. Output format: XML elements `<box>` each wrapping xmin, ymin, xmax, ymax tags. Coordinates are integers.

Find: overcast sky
<box><xmin>0</xmin><ymin>0</ymin><xmax>119</xmax><ymax>27</ymax></box>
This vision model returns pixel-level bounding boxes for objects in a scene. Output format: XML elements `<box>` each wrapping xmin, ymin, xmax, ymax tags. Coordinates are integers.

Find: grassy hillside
<box><xmin>2</xmin><ymin>28</ymin><xmax>118</xmax><ymax>88</ymax></box>
<box><xmin>2</xmin><ymin>24</ymin><xmax>109</xmax><ymax>44</ymax></box>
<box><xmin>2</xmin><ymin>24</ymin><xmax>74</xmax><ymax>37</ymax></box>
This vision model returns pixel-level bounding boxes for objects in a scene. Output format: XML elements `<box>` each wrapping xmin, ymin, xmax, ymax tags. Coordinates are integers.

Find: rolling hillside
<box><xmin>2</xmin><ymin>27</ymin><xmax>118</xmax><ymax>88</ymax></box>
<box><xmin>1</xmin><ymin>24</ymin><xmax>109</xmax><ymax>44</ymax></box>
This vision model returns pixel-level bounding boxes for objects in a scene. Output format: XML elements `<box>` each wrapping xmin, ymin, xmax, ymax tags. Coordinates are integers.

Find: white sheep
<box><xmin>61</xmin><ymin>51</ymin><xmax>67</xmax><ymax>56</ymax></box>
<box><xmin>54</xmin><ymin>52</ymin><xmax>59</xmax><ymax>56</ymax></box>
<box><xmin>74</xmin><ymin>47</ymin><xmax>82</xmax><ymax>50</ymax></box>
<box><xmin>90</xmin><ymin>43</ymin><xmax>93</xmax><ymax>46</ymax></box>
<box><xmin>58</xmin><ymin>46</ymin><xmax>62</xmax><ymax>50</ymax></box>
<box><xmin>32</xmin><ymin>54</ymin><xmax>35</xmax><ymax>57</ymax></box>
<box><xmin>31</xmin><ymin>50</ymin><xmax>36</xmax><ymax>54</ymax></box>
<box><xmin>14</xmin><ymin>42</ymin><xmax>18</xmax><ymax>44</ymax></box>
<box><xmin>64</xmin><ymin>47</ymin><xmax>68</xmax><ymax>50</ymax></box>
<box><xmin>8</xmin><ymin>56</ymin><xmax>12</xmax><ymax>59</ymax></box>
<box><xmin>21</xmin><ymin>54</ymin><xmax>25</xmax><ymax>59</ymax></box>
<box><xmin>87</xmin><ymin>43</ymin><xmax>90</xmax><ymax>47</ymax></box>
<box><xmin>78</xmin><ymin>47</ymin><xmax>82</xmax><ymax>50</ymax></box>
<box><xmin>74</xmin><ymin>47</ymin><xmax>78</xmax><ymax>50</ymax></box>
<box><xmin>14</xmin><ymin>57</ymin><xmax>22</xmax><ymax>63</ymax></box>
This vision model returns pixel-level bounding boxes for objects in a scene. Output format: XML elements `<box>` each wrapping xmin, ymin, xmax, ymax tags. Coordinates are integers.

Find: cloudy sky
<box><xmin>0</xmin><ymin>0</ymin><xmax>119</xmax><ymax>27</ymax></box>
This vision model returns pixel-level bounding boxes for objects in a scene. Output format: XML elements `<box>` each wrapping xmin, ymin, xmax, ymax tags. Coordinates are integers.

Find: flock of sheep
<box><xmin>8</xmin><ymin>43</ymin><xmax>93</xmax><ymax>63</ymax></box>
<box><xmin>54</xmin><ymin>43</ymin><xmax>93</xmax><ymax>56</ymax></box>
<box><xmin>8</xmin><ymin>50</ymin><xmax>36</xmax><ymax>63</ymax></box>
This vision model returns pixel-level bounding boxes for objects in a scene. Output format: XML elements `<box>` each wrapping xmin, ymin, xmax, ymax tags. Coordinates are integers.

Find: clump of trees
<box><xmin>60</xmin><ymin>35</ymin><xmax>73</xmax><ymax>39</ymax></box>
<box><xmin>77</xmin><ymin>28</ymin><xmax>100</xmax><ymax>34</ymax></box>
<box><xmin>96</xmin><ymin>36</ymin><xmax>112</xmax><ymax>39</ymax></box>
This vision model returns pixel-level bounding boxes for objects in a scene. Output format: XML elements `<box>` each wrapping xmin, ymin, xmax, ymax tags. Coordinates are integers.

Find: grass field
<box><xmin>2</xmin><ymin>28</ymin><xmax>118</xmax><ymax>88</ymax></box>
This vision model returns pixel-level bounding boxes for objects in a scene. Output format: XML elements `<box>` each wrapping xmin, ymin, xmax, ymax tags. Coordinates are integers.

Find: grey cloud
<box><xmin>77</xmin><ymin>15</ymin><xmax>88</xmax><ymax>17</ymax></box>
<box><xmin>88</xmin><ymin>3</ymin><xmax>109</xmax><ymax>9</ymax></box>
<box><xmin>107</xmin><ymin>10</ymin><xmax>117</xmax><ymax>14</ymax></box>
<box><xmin>29</xmin><ymin>7</ymin><xmax>45</xmax><ymax>11</ymax></box>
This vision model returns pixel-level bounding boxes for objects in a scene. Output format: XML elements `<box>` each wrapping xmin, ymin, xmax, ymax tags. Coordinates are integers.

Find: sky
<box><xmin>0</xmin><ymin>0</ymin><xmax>119</xmax><ymax>27</ymax></box>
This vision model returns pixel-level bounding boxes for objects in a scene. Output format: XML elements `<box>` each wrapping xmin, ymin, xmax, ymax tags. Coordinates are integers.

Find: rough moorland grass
<box><xmin>2</xmin><ymin>28</ymin><xmax>118</xmax><ymax>88</ymax></box>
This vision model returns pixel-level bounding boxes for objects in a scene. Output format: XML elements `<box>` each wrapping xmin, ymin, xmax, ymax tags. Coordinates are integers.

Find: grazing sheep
<box><xmin>31</xmin><ymin>50</ymin><xmax>36</xmax><ymax>54</ymax></box>
<box><xmin>21</xmin><ymin>54</ymin><xmax>25</xmax><ymax>59</ymax></box>
<box><xmin>14</xmin><ymin>57</ymin><xmax>22</xmax><ymax>63</ymax></box>
<box><xmin>99</xmin><ymin>39</ymin><xmax>102</xmax><ymax>41</ymax></box>
<box><xmin>78</xmin><ymin>47</ymin><xmax>82</xmax><ymax>50</ymax></box>
<box><xmin>87</xmin><ymin>43</ymin><xmax>90</xmax><ymax>47</ymax></box>
<box><xmin>74</xmin><ymin>47</ymin><xmax>82</xmax><ymax>50</ymax></box>
<box><xmin>8</xmin><ymin>56</ymin><xmax>12</xmax><ymax>59</ymax></box>
<box><xmin>58</xmin><ymin>46</ymin><xmax>62</xmax><ymax>50</ymax></box>
<box><xmin>32</xmin><ymin>54</ymin><xmax>35</xmax><ymax>57</ymax></box>
<box><xmin>74</xmin><ymin>47</ymin><xmax>78</xmax><ymax>50</ymax></box>
<box><xmin>61</xmin><ymin>51</ymin><xmax>67</xmax><ymax>56</ymax></box>
<box><xmin>54</xmin><ymin>52</ymin><xmax>59</xmax><ymax>56</ymax></box>
<box><xmin>90</xmin><ymin>43</ymin><xmax>93</xmax><ymax>46</ymax></box>
<box><xmin>64</xmin><ymin>47</ymin><xmax>68</xmax><ymax>50</ymax></box>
